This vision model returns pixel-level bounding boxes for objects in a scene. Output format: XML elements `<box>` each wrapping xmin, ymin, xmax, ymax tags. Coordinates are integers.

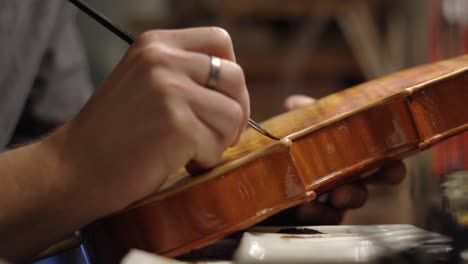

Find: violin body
<box><xmin>86</xmin><ymin>55</ymin><xmax>468</xmax><ymax>262</ymax></box>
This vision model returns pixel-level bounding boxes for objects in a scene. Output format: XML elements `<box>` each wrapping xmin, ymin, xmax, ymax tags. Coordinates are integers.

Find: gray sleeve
<box><xmin>11</xmin><ymin>6</ymin><xmax>93</xmax><ymax>143</ymax></box>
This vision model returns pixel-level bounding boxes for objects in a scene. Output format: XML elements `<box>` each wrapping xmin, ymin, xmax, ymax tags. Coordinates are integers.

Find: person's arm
<box><xmin>0</xmin><ymin>27</ymin><xmax>249</xmax><ymax>262</ymax></box>
<box><xmin>0</xmin><ymin>132</ymin><xmax>97</xmax><ymax>262</ymax></box>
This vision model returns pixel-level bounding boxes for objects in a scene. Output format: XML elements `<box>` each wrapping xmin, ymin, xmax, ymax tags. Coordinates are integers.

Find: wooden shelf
<box><xmin>220</xmin><ymin>0</ymin><xmax>384</xmax><ymax>19</ymax></box>
<box><xmin>237</xmin><ymin>53</ymin><xmax>361</xmax><ymax>81</ymax></box>
<box><xmin>127</xmin><ymin>0</ymin><xmax>395</xmax><ymax>118</ymax></box>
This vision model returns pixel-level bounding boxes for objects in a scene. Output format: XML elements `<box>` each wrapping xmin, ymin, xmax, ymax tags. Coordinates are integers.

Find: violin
<box><xmin>41</xmin><ymin>55</ymin><xmax>468</xmax><ymax>262</ymax></box>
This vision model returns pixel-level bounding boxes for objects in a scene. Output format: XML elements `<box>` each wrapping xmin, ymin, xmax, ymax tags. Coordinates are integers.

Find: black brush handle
<box><xmin>68</xmin><ymin>0</ymin><xmax>135</xmax><ymax>44</ymax></box>
<box><xmin>67</xmin><ymin>0</ymin><xmax>279</xmax><ymax>140</ymax></box>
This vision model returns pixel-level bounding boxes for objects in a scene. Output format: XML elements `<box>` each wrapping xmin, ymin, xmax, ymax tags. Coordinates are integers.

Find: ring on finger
<box><xmin>206</xmin><ymin>56</ymin><xmax>222</xmax><ymax>89</ymax></box>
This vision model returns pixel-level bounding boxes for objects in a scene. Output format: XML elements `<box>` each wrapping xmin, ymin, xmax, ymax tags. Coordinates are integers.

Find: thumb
<box><xmin>283</xmin><ymin>95</ymin><xmax>316</xmax><ymax>112</ymax></box>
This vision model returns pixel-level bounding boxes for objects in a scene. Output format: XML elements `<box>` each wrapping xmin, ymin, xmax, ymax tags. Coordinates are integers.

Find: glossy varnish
<box><xmin>87</xmin><ymin>55</ymin><xmax>468</xmax><ymax>262</ymax></box>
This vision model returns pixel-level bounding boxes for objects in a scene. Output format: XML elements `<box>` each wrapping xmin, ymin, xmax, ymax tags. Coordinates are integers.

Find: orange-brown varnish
<box><xmin>86</xmin><ymin>55</ymin><xmax>468</xmax><ymax>262</ymax></box>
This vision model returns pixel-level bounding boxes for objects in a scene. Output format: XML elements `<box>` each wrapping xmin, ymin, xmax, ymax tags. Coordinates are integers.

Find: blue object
<box><xmin>33</xmin><ymin>245</ymin><xmax>90</xmax><ymax>264</ymax></box>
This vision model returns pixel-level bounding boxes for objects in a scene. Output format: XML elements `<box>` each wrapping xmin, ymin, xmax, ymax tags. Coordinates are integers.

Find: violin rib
<box><xmin>87</xmin><ymin>55</ymin><xmax>468</xmax><ymax>262</ymax></box>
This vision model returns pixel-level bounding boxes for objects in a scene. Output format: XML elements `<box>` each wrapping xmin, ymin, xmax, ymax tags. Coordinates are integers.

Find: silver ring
<box><xmin>207</xmin><ymin>56</ymin><xmax>221</xmax><ymax>89</ymax></box>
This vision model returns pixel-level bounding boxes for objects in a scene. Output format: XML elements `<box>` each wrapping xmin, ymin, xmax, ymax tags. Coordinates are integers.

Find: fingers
<box><xmin>296</xmin><ymin>202</ymin><xmax>344</xmax><ymax>225</ymax></box>
<box><xmin>135</xmin><ymin>27</ymin><xmax>236</xmax><ymax>61</ymax></box>
<box><xmin>165</xmin><ymin>27</ymin><xmax>236</xmax><ymax>61</ymax></box>
<box><xmin>328</xmin><ymin>183</ymin><xmax>368</xmax><ymax>209</ymax></box>
<box><xmin>66</xmin><ymin>27</ymin><xmax>250</xmax><ymax>215</ymax></box>
<box><xmin>161</xmin><ymin>92</ymin><xmax>226</xmax><ymax>169</ymax></box>
<box><xmin>189</xmin><ymin>110</ymin><xmax>227</xmax><ymax>168</ymax></box>
<box><xmin>186</xmin><ymin>80</ymin><xmax>245</xmax><ymax>149</ymax></box>
<box><xmin>326</xmin><ymin>162</ymin><xmax>405</xmax><ymax>209</ymax></box>
<box><xmin>283</xmin><ymin>94</ymin><xmax>316</xmax><ymax>111</ymax></box>
<box><xmin>131</xmin><ymin>29</ymin><xmax>249</xmax><ymax>147</ymax></box>
<box><xmin>166</xmin><ymin>50</ymin><xmax>250</xmax><ymax>144</ymax></box>
<box><xmin>200</xmin><ymin>56</ymin><xmax>249</xmax><ymax>145</ymax></box>
<box><xmin>320</xmin><ymin>162</ymin><xmax>405</xmax><ymax>211</ymax></box>
<box><xmin>307</xmin><ymin>162</ymin><xmax>405</xmax><ymax>215</ymax></box>
<box><xmin>363</xmin><ymin>161</ymin><xmax>406</xmax><ymax>185</ymax></box>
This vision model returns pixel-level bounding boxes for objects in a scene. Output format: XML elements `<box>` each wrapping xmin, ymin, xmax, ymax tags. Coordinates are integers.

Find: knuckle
<box><xmin>156</xmin><ymin>76</ymin><xmax>185</xmax><ymax>97</ymax></box>
<box><xmin>230</xmin><ymin>63</ymin><xmax>246</xmax><ymax>85</ymax></box>
<box><xmin>229</xmin><ymin>102</ymin><xmax>244</xmax><ymax>127</ymax></box>
<box><xmin>134</xmin><ymin>31</ymin><xmax>156</xmax><ymax>48</ymax></box>
<box><xmin>140</xmin><ymin>44</ymin><xmax>173</xmax><ymax>68</ymax></box>
<box><xmin>219</xmin><ymin>102</ymin><xmax>243</xmax><ymax>146</ymax></box>
<box><xmin>135</xmin><ymin>30</ymin><xmax>162</xmax><ymax>47</ymax></box>
<box><xmin>223</xmin><ymin>62</ymin><xmax>246</xmax><ymax>89</ymax></box>
<box><xmin>209</xmin><ymin>26</ymin><xmax>233</xmax><ymax>47</ymax></box>
<box><xmin>133</xmin><ymin>33</ymin><xmax>177</xmax><ymax>69</ymax></box>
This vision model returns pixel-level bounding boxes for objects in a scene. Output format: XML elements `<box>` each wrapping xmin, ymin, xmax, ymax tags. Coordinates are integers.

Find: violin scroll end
<box><xmin>305</xmin><ymin>190</ymin><xmax>317</xmax><ymax>202</ymax></box>
<box><xmin>281</xmin><ymin>137</ymin><xmax>293</xmax><ymax>146</ymax></box>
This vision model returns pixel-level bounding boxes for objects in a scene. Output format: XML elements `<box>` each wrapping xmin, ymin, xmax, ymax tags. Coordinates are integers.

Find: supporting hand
<box><xmin>264</xmin><ymin>94</ymin><xmax>406</xmax><ymax>225</ymax></box>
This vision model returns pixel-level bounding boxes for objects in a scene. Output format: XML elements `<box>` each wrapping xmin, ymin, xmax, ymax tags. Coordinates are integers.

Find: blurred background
<box><xmin>78</xmin><ymin>0</ymin><xmax>429</xmax><ymax>121</ymax></box>
<box><xmin>75</xmin><ymin>0</ymin><xmax>467</xmax><ymax>227</ymax></box>
<box><xmin>39</xmin><ymin>0</ymin><xmax>468</xmax><ymax>262</ymax></box>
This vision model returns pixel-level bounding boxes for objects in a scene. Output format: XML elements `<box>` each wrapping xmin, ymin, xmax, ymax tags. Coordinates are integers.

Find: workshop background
<box><xmin>38</xmin><ymin>0</ymin><xmax>468</xmax><ymax>263</ymax></box>
<box><xmin>76</xmin><ymin>0</ymin><xmax>467</xmax><ymax>226</ymax></box>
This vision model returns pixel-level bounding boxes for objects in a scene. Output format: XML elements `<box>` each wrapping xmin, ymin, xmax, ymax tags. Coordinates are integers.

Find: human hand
<box><xmin>45</xmin><ymin>27</ymin><xmax>249</xmax><ymax>218</ymax></box>
<box><xmin>263</xmin><ymin>95</ymin><xmax>406</xmax><ymax>225</ymax></box>
<box><xmin>291</xmin><ymin>162</ymin><xmax>406</xmax><ymax>225</ymax></box>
